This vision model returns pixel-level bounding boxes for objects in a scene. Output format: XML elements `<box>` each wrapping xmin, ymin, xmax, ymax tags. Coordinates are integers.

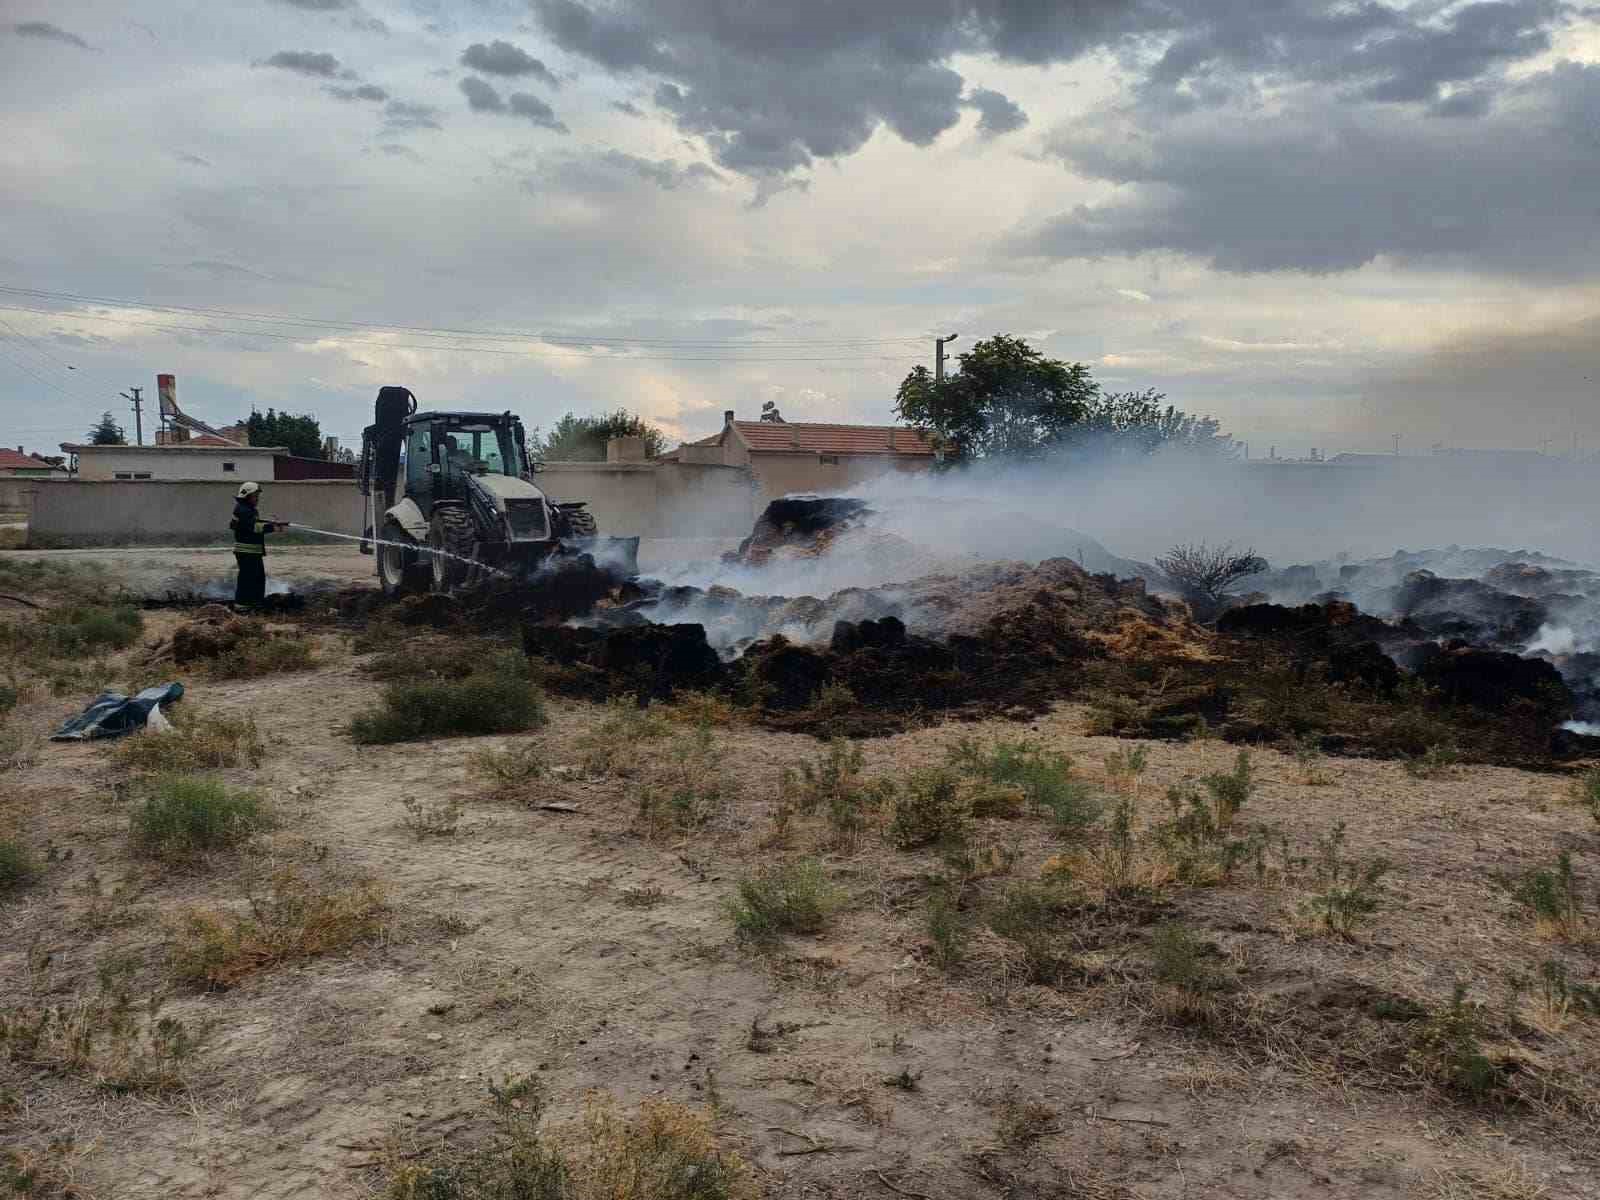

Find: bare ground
<box><xmin>3</xmin><ymin>550</ymin><xmax>1599</xmax><ymax>1199</ymax></box>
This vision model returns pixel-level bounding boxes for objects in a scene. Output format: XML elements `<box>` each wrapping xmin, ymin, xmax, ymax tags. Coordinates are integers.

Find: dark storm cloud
<box><xmin>530</xmin><ymin>1</ymin><xmax>1577</xmax><ymax>182</ymax></box>
<box><xmin>461</xmin><ymin>40</ymin><xmax>559</xmax><ymax>86</ymax></box>
<box><xmin>582</xmin><ymin>150</ymin><xmax>722</xmax><ymax>190</ymax></box>
<box><xmin>966</xmin><ymin>87</ymin><xmax>1027</xmax><ymax>135</ymax></box>
<box><xmin>460</xmin><ymin>75</ymin><xmax>505</xmax><ymax>112</ymax></box>
<box><xmin>260</xmin><ymin>50</ymin><xmax>342</xmax><ymax>78</ymax></box>
<box><xmin>508</xmin><ymin>92</ymin><xmax>569</xmax><ymax>132</ymax></box>
<box><xmin>383</xmin><ymin>100</ymin><xmax>442</xmax><ymax>131</ymax></box>
<box><xmin>12</xmin><ymin>21</ymin><xmax>91</xmax><ymax>48</ymax></box>
<box><xmin>327</xmin><ymin>83</ymin><xmax>389</xmax><ymax>102</ymax></box>
<box><xmin>1016</xmin><ymin>61</ymin><xmax>1600</xmax><ymax>277</ymax></box>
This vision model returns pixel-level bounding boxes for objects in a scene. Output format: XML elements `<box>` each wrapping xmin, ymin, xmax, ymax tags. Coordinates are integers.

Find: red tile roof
<box><xmin>731</xmin><ymin>420</ymin><xmax>937</xmax><ymax>456</ymax></box>
<box><xmin>0</xmin><ymin>448</ymin><xmax>63</xmax><ymax>470</ymax></box>
<box><xmin>188</xmin><ymin>433</ymin><xmax>245</xmax><ymax>447</ymax></box>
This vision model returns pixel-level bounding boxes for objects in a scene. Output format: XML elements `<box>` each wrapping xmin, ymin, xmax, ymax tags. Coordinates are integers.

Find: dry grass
<box><xmin>206</xmin><ymin>630</ymin><xmax>317</xmax><ymax>678</ymax></box>
<box><xmin>129</xmin><ymin>773</ymin><xmax>273</xmax><ymax>863</ymax></box>
<box><xmin>468</xmin><ymin>739</ymin><xmax>548</xmax><ymax>797</ymax></box>
<box><xmin>166</xmin><ymin>867</ymin><xmax>387</xmax><ymax>990</ymax></box>
<box><xmin>0</xmin><ymin>991</ymin><xmax>201</xmax><ymax>1094</ymax></box>
<box><xmin>113</xmin><ymin>710</ymin><xmax>265</xmax><ymax>773</ymax></box>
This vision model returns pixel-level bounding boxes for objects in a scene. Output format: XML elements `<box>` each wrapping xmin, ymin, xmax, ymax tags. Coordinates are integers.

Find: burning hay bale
<box><xmin>725</xmin><ymin>496</ymin><xmax>873</xmax><ymax>566</ymax></box>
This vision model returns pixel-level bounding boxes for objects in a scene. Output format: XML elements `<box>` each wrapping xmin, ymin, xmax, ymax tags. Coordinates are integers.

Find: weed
<box><xmin>1200</xmin><ymin>749</ymin><xmax>1253</xmax><ymax>824</ymax></box>
<box><xmin>782</xmin><ymin>739</ymin><xmax>890</xmax><ymax>848</ymax></box>
<box><xmin>1410</xmin><ymin>983</ymin><xmax>1504</xmax><ymax>1101</ymax></box>
<box><xmin>114</xmin><ymin>711</ymin><xmax>265</xmax><ymax>773</ymax></box>
<box><xmin>1537</xmin><ymin>959</ymin><xmax>1600</xmax><ymax>1020</ymax></box>
<box><xmin>1298</xmin><ymin>822</ymin><xmax>1390</xmax><ymax>937</ymax></box>
<box><xmin>576</xmin><ymin>695</ymin><xmax>673</xmax><ymax>775</ymax></box>
<box><xmin>1404</xmin><ymin>745</ymin><xmax>1461</xmax><ymax>780</ymax></box>
<box><xmin>883</xmin><ymin>1067</ymin><xmax>922</xmax><ymax>1091</ymax></box>
<box><xmin>129</xmin><ymin>774</ymin><xmax>272</xmax><ymax>862</ymax></box>
<box><xmin>41</xmin><ymin>604</ymin><xmax>143</xmax><ymax>654</ymax></box>
<box><xmin>469</xmin><ymin>740</ymin><xmax>548</xmax><ymax>795</ymax></box>
<box><xmin>352</xmin><ymin>659</ymin><xmax>547</xmax><ymax>744</ymax></box>
<box><xmin>1147</xmin><ymin>923</ymin><xmax>1230</xmax><ymax>1024</ymax></box>
<box><xmin>887</xmin><ymin>767</ymin><xmax>971</xmax><ymax>850</ymax></box>
<box><xmin>725</xmin><ymin>858</ymin><xmax>843</xmax><ymax>944</ymax></box>
<box><xmin>618</xmin><ymin>885</ymin><xmax>666</xmax><ymax>910</ymax></box>
<box><xmin>1573</xmin><ymin>767</ymin><xmax>1600</xmax><ymax>825</ymax></box>
<box><xmin>1103</xmin><ymin>744</ymin><xmax>1149</xmax><ymax>794</ymax></box>
<box><xmin>663</xmin><ymin>691</ymin><xmax>741</xmax><ymax>728</ymax></box>
<box><xmin>1292</xmin><ymin>736</ymin><xmax>1333</xmax><ymax>785</ymax></box>
<box><xmin>1093</xmin><ymin>795</ymin><xmax>1139</xmax><ymax>896</ymax></box>
<box><xmin>400</xmin><ymin>795</ymin><xmax>465</xmax><ymax>838</ymax></box>
<box><xmin>941</xmin><ymin>836</ymin><xmax>1019</xmax><ymax>884</ymax></box>
<box><xmin>949</xmin><ymin>738</ymin><xmax>1100</xmax><ymax>833</ymax></box>
<box><xmin>925</xmin><ymin>887</ymin><xmax>967</xmax><ymax>972</ymax></box>
<box><xmin>635</xmin><ymin>729</ymin><xmax>735</xmax><ymax>840</ymax></box>
<box><xmin>987</xmin><ymin>882</ymin><xmax>1076</xmax><ymax>984</ymax></box>
<box><xmin>994</xmin><ymin>1087</ymin><xmax>1057</xmax><ymax>1148</ymax></box>
<box><xmin>0</xmin><ymin>839</ymin><xmax>39</xmax><ymax>896</ymax></box>
<box><xmin>808</xmin><ymin>680</ymin><xmax>859</xmax><ymax>723</ymax></box>
<box><xmin>1505</xmin><ymin>851</ymin><xmax>1584</xmax><ymax>939</ymax></box>
<box><xmin>167</xmin><ymin>868</ymin><xmax>387</xmax><ymax>990</ymax></box>
<box><xmin>207</xmin><ymin>632</ymin><xmax>316</xmax><ymax>678</ymax></box>
<box><xmin>1152</xmin><ymin>782</ymin><xmax>1266</xmax><ymax>885</ymax></box>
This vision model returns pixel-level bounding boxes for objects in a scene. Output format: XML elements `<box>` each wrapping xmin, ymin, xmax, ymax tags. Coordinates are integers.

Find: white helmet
<box><xmin>236</xmin><ymin>481</ymin><xmax>261</xmax><ymax>499</ymax></box>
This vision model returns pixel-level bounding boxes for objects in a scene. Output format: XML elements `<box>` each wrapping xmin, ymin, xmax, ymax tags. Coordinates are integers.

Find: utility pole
<box><xmin>1392</xmin><ymin>432</ymin><xmax>1400</xmax><ymax>456</ymax></box>
<box><xmin>120</xmin><ymin>387</ymin><xmax>144</xmax><ymax>445</ymax></box>
<box><xmin>935</xmin><ymin>333</ymin><xmax>959</xmax><ymax>383</ymax></box>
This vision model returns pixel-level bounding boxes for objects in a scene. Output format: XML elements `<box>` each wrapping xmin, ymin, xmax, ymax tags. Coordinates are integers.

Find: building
<box><xmin>61</xmin><ymin>442</ymin><xmax>287</xmax><ymax>482</ymax></box>
<box><xmin>665</xmin><ymin>411</ymin><xmax>939</xmax><ymax>501</ymax></box>
<box><xmin>0</xmin><ymin>447</ymin><xmax>70</xmax><ymax>478</ymax></box>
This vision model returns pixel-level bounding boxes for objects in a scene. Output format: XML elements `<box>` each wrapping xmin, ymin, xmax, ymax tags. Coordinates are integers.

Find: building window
<box><xmin>819</xmin><ymin>454</ymin><xmax>839</xmax><ymax>465</ymax></box>
<box><xmin>114</xmin><ymin>472</ymin><xmax>132</xmax><ymax>480</ymax></box>
<box><xmin>133</xmin><ymin>472</ymin><xmax>152</xmax><ymax>480</ymax></box>
<box><xmin>222</xmin><ymin>461</ymin><xmax>236</xmax><ymax>472</ymax></box>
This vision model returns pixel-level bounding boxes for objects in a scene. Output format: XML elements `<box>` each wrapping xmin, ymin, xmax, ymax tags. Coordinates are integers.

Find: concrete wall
<box><xmin>73</xmin><ymin>447</ymin><xmax>280</xmax><ymax>481</ymax></box>
<box><xmin>540</xmin><ymin>460</ymin><xmax>758</xmax><ymax>538</ymax></box>
<box><xmin>0</xmin><ymin>478</ymin><xmax>43</xmax><ymax>513</ymax></box>
<box><xmin>745</xmin><ymin>452</ymin><xmax>930</xmax><ymax>504</ymax></box>
<box><xmin>27</xmin><ymin>479</ymin><xmax>363</xmax><ymax>546</ymax></box>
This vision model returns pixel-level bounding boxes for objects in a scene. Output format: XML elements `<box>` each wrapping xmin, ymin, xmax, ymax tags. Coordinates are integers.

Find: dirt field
<box><xmin>2</xmin><ymin>548</ymin><xmax>1598</xmax><ymax>1199</ymax></box>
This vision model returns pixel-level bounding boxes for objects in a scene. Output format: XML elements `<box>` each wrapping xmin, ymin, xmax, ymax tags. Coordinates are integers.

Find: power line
<box><xmin>0</xmin><ymin>302</ymin><xmax>911</xmax><ymax>363</ymax></box>
<box><xmin>0</xmin><ymin>338</ymin><xmax>113</xmax><ymax>412</ymax></box>
<box><xmin>0</xmin><ymin>284</ymin><xmax>927</xmax><ymax>350</ymax></box>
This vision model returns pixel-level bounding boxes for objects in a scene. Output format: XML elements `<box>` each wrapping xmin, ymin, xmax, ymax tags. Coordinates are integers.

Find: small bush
<box><xmin>207</xmin><ymin>633</ymin><xmax>316</xmax><ymax>679</ymax></box>
<box><xmin>725</xmin><ymin>858</ymin><xmax>842</xmax><ymax>943</ymax></box>
<box><xmin>663</xmin><ymin>691</ymin><xmax>741</xmax><ymax>728</ymax></box>
<box><xmin>1404</xmin><ymin>744</ymin><xmax>1460</xmax><ymax>780</ymax></box>
<box><xmin>1506</xmin><ymin>851</ymin><xmax>1583</xmax><ymax>939</ymax></box>
<box><xmin>167</xmin><ymin>868</ymin><xmax>387</xmax><ymax>989</ymax></box>
<box><xmin>1102</xmin><ymin>744</ymin><xmax>1149</xmax><ymax>793</ymax></box>
<box><xmin>1094</xmin><ymin>794</ymin><xmax>1139</xmax><ymax>897</ymax></box>
<box><xmin>887</xmin><ymin>767</ymin><xmax>971</xmax><ymax>850</ymax></box>
<box><xmin>1573</xmin><ymin>768</ymin><xmax>1600</xmax><ymax>827</ymax></box>
<box><xmin>1292</xmin><ymin>736</ymin><xmax>1333</xmax><ymax>786</ymax></box>
<box><xmin>635</xmin><ymin>729</ymin><xmax>737</xmax><ymax>840</ymax></box>
<box><xmin>352</xmin><ymin>663</ymin><xmax>546</xmax><ymax>744</ymax></box>
<box><xmin>1147</xmin><ymin>923</ymin><xmax>1229</xmax><ymax>1025</ymax></box>
<box><xmin>0</xmin><ymin>838</ymin><xmax>40</xmax><ymax>896</ymax></box>
<box><xmin>469</xmin><ymin>740</ymin><xmax>548</xmax><ymax>794</ymax></box>
<box><xmin>0</xmin><ymin>992</ymin><xmax>199</xmax><ymax>1093</ymax></box>
<box><xmin>1537</xmin><ymin>959</ymin><xmax>1600</xmax><ymax>1020</ymax></box>
<box><xmin>44</xmin><ymin>604</ymin><xmax>143</xmax><ymax>654</ymax></box>
<box><xmin>994</xmin><ymin>1087</ymin><xmax>1057</xmax><ymax>1148</ymax></box>
<box><xmin>782</xmin><ymin>739</ymin><xmax>891</xmax><ymax>847</ymax></box>
<box><xmin>1152</xmin><ymin>782</ymin><xmax>1266</xmax><ymax>886</ymax></box>
<box><xmin>130</xmin><ymin>775</ymin><xmax>272</xmax><ymax>861</ymax></box>
<box><xmin>1200</xmin><ymin>749</ymin><xmax>1253</xmax><ymax>824</ymax></box>
<box><xmin>1409</xmin><ymin>983</ymin><xmax>1504</xmax><ymax>1100</ymax></box>
<box><xmin>114</xmin><ymin>711</ymin><xmax>264</xmax><ymax>773</ymax></box>
<box><xmin>925</xmin><ymin>887</ymin><xmax>967</xmax><ymax>972</ymax></box>
<box><xmin>400</xmin><ymin>795</ymin><xmax>465</xmax><ymax>838</ymax></box>
<box><xmin>949</xmin><ymin>738</ymin><xmax>1099</xmax><ymax>832</ymax></box>
<box><xmin>1299</xmin><ymin>822</ymin><xmax>1389</xmax><ymax>937</ymax></box>
<box><xmin>575</xmin><ymin>695</ymin><xmax>673</xmax><ymax>775</ymax></box>
<box><xmin>987</xmin><ymin>882</ymin><xmax>1076</xmax><ymax>984</ymax></box>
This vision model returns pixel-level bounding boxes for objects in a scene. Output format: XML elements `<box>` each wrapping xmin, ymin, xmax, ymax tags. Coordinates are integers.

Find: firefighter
<box><xmin>231</xmin><ymin>482</ymin><xmax>286</xmax><ymax>610</ymax></box>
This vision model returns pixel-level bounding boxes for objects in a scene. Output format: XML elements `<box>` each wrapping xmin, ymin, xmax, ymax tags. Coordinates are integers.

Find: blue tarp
<box><xmin>50</xmin><ymin>683</ymin><xmax>185</xmax><ymax>742</ymax></box>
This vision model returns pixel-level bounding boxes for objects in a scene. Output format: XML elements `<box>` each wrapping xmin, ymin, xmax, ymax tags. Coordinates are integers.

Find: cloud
<box><xmin>1013</xmin><ymin>60</ymin><xmax>1600</xmax><ymax>277</ymax></box>
<box><xmin>378</xmin><ymin>143</ymin><xmax>422</xmax><ymax>161</ymax></box>
<box><xmin>461</xmin><ymin>40</ymin><xmax>559</xmax><ymax>87</ymax></box>
<box><xmin>269</xmin><ymin>0</ymin><xmax>350</xmax><ymax>9</ymax></box>
<box><xmin>460</xmin><ymin>75</ymin><xmax>505</xmax><ymax>112</ymax></box>
<box><xmin>542</xmin><ymin>149</ymin><xmax>723</xmax><ymax>192</ymax></box>
<box><xmin>461</xmin><ymin>77</ymin><xmax>568</xmax><ymax>131</ymax></box>
<box><xmin>12</xmin><ymin>21</ymin><xmax>91</xmax><ymax>49</ymax></box>
<box><xmin>383</xmin><ymin>100</ymin><xmax>442</xmax><ymax>131</ymax></box>
<box><xmin>260</xmin><ymin>50</ymin><xmax>342</xmax><ymax>78</ymax></box>
<box><xmin>612</xmin><ymin>100</ymin><xmax>644</xmax><ymax>117</ymax></box>
<box><xmin>327</xmin><ymin>83</ymin><xmax>388</xmax><ymax>102</ymax></box>
<box><xmin>965</xmin><ymin>87</ymin><xmax>1027</xmax><ymax>135</ymax></box>
<box><xmin>176</xmin><ymin>152</ymin><xmax>213</xmax><ymax>167</ymax></box>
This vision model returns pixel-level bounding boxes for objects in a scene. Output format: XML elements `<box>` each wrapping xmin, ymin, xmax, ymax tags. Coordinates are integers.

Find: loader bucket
<box><xmin>567</xmin><ymin>536</ymin><xmax>640</xmax><ymax>577</ymax></box>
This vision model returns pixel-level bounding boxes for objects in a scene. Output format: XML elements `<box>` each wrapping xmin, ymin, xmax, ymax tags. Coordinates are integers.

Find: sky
<box><xmin>1</xmin><ymin>0</ymin><xmax>1597</xmax><ymax>459</ymax></box>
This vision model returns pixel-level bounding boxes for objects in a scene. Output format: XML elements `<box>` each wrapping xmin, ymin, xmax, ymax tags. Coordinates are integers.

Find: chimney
<box><xmin>724</xmin><ymin>410</ymin><xmax>735</xmax><ymax>428</ymax></box>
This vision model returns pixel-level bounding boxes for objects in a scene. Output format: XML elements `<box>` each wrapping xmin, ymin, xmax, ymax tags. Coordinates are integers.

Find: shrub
<box><xmin>663</xmin><ymin>691</ymin><xmax>741</xmax><ymax>728</ymax></box>
<box><xmin>114</xmin><ymin>711</ymin><xmax>265</xmax><ymax>773</ymax></box>
<box><xmin>130</xmin><ymin>775</ymin><xmax>272</xmax><ymax>861</ymax></box>
<box><xmin>0</xmin><ymin>838</ymin><xmax>39</xmax><ymax>896</ymax></box>
<box><xmin>1094</xmin><ymin>794</ymin><xmax>1139</xmax><ymax>896</ymax></box>
<box><xmin>1292</xmin><ymin>736</ymin><xmax>1333</xmax><ymax>786</ymax></box>
<box><xmin>469</xmin><ymin>741</ymin><xmax>548</xmax><ymax>795</ymax></box>
<box><xmin>1404</xmin><ymin>745</ymin><xmax>1460</xmax><ymax>780</ymax></box>
<box><xmin>400</xmin><ymin>795</ymin><xmax>464</xmax><ymax>838</ymax></box>
<box><xmin>167</xmin><ymin>868</ymin><xmax>387</xmax><ymax>989</ymax></box>
<box><xmin>1506</xmin><ymin>851</ymin><xmax>1583</xmax><ymax>939</ymax></box>
<box><xmin>1200</xmin><ymin>749</ymin><xmax>1253</xmax><ymax>825</ymax></box>
<box><xmin>987</xmin><ymin>882</ymin><xmax>1075</xmax><ymax>984</ymax></box>
<box><xmin>352</xmin><ymin>663</ymin><xmax>546</xmax><ymax>744</ymax></box>
<box><xmin>1147</xmin><ymin>923</ymin><xmax>1229</xmax><ymax>1025</ymax></box>
<box><xmin>725</xmin><ymin>858</ymin><xmax>842</xmax><ymax>943</ymax></box>
<box><xmin>925</xmin><ymin>887</ymin><xmax>967</xmax><ymax>972</ymax></box>
<box><xmin>1152</xmin><ymin>782</ymin><xmax>1266</xmax><ymax>885</ymax></box>
<box><xmin>207</xmin><ymin>633</ymin><xmax>316</xmax><ymax>679</ymax></box>
<box><xmin>1299</xmin><ymin>822</ymin><xmax>1389</xmax><ymax>937</ymax></box>
<box><xmin>386</xmin><ymin>1081</ymin><xmax>753</xmax><ymax>1200</ymax></box>
<box><xmin>43</xmin><ymin>604</ymin><xmax>143</xmax><ymax>654</ymax></box>
<box><xmin>949</xmin><ymin>738</ymin><xmax>1099</xmax><ymax>832</ymax></box>
<box><xmin>1573</xmin><ymin>768</ymin><xmax>1600</xmax><ymax>827</ymax></box>
<box><xmin>1537</xmin><ymin>959</ymin><xmax>1600</xmax><ymax>1020</ymax></box>
<box><xmin>994</xmin><ymin>1087</ymin><xmax>1056</xmax><ymax>1148</ymax></box>
<box><xmin>575</xmin><ymin>695</ymin><xmax>672</xmax><ymax>775</ymax></box>
<box><xmin>1409</xmin><ymin>983</ymin><xmax>1504</xmax><ymax>1100</ymax></box>
<box><xmin>782</xmin><ymin>739</ymin><xmax>891</xmax><ymax>847</ymax></box>
<box><xmin>887</xmin><ymin>768</ymin><xmax>971</xmax><ymax>850</ymax></box>
<box><xmin>1102</xmin><ymin>744</ymin><xmax>1149</xmax><ymax>794</ymax></box>
<box><xmin>635</xmin><ymin>729</ymin><xmax>736</xmax><ymax>840</ymax></box>
<box><xmin>0</xmin><ymin>992</ymin><xmax>199</xmax><ymax>1093</ymax></box>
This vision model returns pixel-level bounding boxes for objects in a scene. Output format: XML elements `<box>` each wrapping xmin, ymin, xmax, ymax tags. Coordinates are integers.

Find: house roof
<box><xmin>0</xmin><ymin>448</ymin><xmax>65</xmax><ymax>470</ymax></box>
<box><xmin>703</xmin><ymin>420</ymin><xmax>938</xmax><ymax>456</ymax></box>
<box><xmin>60</xmin><ymin>442</ymin><xmax>287</xmax><ymax>454</ymax></box>
<box><xmin>187</xmin><ymin>433</ymin><xmax>245</xmax><ymax>447</ymax></box>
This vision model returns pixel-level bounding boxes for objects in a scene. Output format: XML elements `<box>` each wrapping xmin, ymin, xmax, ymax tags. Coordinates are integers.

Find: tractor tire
<box><xmin>428</xmin><ymin>506</ymin><xmax>480</xmax><ymax>593</ymax></box>
<box><xmin>563</xmin><ymin>507</ymin><xmax>598</xmax><ymax>539</ymax></box>
<box><xmin>377</xmin><ymin>521</ymin><xmax>429</xmax><ymax>597</ymax></box>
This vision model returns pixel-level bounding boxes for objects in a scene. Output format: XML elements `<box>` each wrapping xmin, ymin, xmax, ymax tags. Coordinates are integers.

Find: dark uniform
<box><xmin>231</xmin><ymin>497</ymin><xmax>278</xmax><ymax>608</ymax></box>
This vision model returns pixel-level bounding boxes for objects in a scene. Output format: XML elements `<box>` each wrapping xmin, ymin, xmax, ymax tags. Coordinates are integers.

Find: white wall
<box><xmin>73</xmin><ymin>447</ymin><xmax>280</xmax><ymax>481</ymax></box>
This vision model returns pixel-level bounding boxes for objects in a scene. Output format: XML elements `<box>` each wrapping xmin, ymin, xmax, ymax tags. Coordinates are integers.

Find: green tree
<box><xmin>244</xmin><ymin>408</ymin><xmax>323</xmax><ymax>458</ymax></box>
<box><xmin>894</xmin><ymin>334</ymin><xmax>1097</xmax><ymax>459</ymax></box>
<box><xmin>538</xmin><ymin>409</ymin><xmax>666</xmax><ymax>461</ymax></box>
<box><xmin>87</xmin><ymin>411</ymin><xmax>127</xmax><ymax>445</ymax></box>
<box><xmin>1078</xmin><ymin>389</ymin><xmax>1237</xmax><ymax>459</ymax></box>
